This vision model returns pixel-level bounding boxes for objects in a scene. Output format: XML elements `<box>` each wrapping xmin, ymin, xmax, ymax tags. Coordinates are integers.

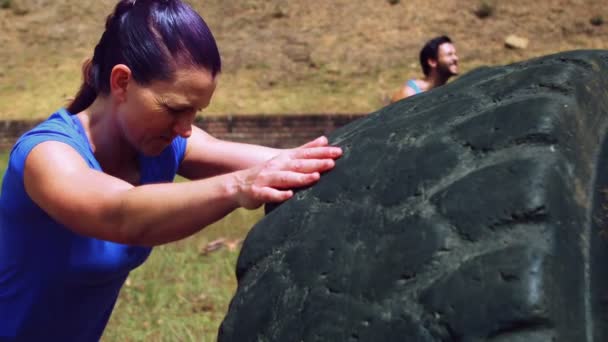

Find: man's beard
<box><xmin>437</xmin><ymin>62</ymin><xmax>458</xmax><ymax>79</ymax></box>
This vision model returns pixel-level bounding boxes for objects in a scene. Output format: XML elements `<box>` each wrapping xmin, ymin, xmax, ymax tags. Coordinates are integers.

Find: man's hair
<box><xmin>419</xmin><ymin>35</ymin><xmax>453</xmax><ymax>76</ymax></box>
<box><xmin>68</xmin><ymin>0</ymin><xmax>221</xmax><ymax>114</ymax></box>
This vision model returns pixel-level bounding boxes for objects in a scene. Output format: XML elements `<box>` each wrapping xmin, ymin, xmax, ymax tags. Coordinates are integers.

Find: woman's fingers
<box><xmin>298</xmin><ymin>136</ymin><xmax>329</xmax><ymax>149</ymax></box>
<box><xmin>258</xmin><ymin>170</ymin><xmax>320</xmax><ymax>189</ymax></box>
<box><xmin>291</xmin><ymin>146</ymin><xmax>342</xmax><ymax>160</ymax></box>
<box><xmin>237</xmin><ymin>139</ymin><xmax>341</xmax><ymax>209</ymax></box>
<box><xmin>251</xmin><ymin>185</ymin><xmax>294</xmax><ymax>203</ymax></box>
<box><xmin>286</xmin><ymin>159</ymin><xmax>335</xmax><ymax>173</ymax></box>
<box><xmin>246</xmin><ymin>186</ymin><xmax>293</xmax><ymax>209</ymax></box>
<box><xmin>236</xmin><ymin>174</ymin><xmax>295</xmax><ymax>209</ymax></box>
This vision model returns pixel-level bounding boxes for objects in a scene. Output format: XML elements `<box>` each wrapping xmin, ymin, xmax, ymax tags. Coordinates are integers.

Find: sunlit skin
<box><xmin>391</xmin><ymin>42</ymin><xmax>459</xmax><ymax>102</ymax></box>
<box><xmin>22</xmin><ymin>65</ymin><xmax>342</xmax><ymax>246</ymax></box>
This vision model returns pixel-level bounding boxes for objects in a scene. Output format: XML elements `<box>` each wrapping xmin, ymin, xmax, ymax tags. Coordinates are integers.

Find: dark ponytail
<box><xmin>66</xmin><ymin>0</ymin><xmax>221</xmax><ymax>114</ymax></box>
<box><xmin>67</xmin><ymin>58</ymin><xmax>97</xmax><ymax>114</ymax></box>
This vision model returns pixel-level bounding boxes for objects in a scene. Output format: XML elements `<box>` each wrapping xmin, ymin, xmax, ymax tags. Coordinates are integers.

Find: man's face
<box><xmin>435</xmin><ymin>43</ymin><xmax>459</xmax><ymax>77</ymax></box>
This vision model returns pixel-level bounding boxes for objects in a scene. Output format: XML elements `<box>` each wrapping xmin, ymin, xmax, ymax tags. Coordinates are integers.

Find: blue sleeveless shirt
<box><xmin>406</xmin><ymin>79</ymin><xmax>423</xmax><ymax>94</ymax></box>
<box><xmin>0</xmin><ymin>108</ymin><xmax>187</xmax><ymax>341</ymax></box>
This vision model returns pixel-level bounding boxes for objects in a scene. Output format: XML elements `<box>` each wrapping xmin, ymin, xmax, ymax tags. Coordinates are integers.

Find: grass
<box><xmin>590</xmin><ymin>15</ymin><xmax>604</xmax><ymax>27</ymax></box>
<box><xmin>0</xmin><ymin>151</ymin><xmax>8</xmax><ymax>186</ymax></box>
<box><xmin>473</xmin><ymin>0</ymin><xmax>496</xmax><ymax>19</ymax></box>
<box><xmin>0</xmin><ymin>56</ymin><xmax>84</xmax><ymax>119</ymax></box>
<box><xmin>0</xmin><ymin>38</ymin><xmax>513</xmax><ymax>120</ymax></box>
<box><xmin>0</xmin><ymin>152</ymin><xmax>264</xmax><ymax>341</ymax></box>
<box><xmin>103</xmin><ymin>207</ymin><xmax>263</xmax><ymax>341</ymax></box>
<box><xmin>0</xmin><ymin>56</ymin><xmax>404</xmax><ymax>119</ymax></box>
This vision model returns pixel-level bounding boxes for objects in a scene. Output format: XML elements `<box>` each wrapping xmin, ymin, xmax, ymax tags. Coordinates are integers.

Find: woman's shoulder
<box><xmin>17</xmin><ymin>108</ymin><xmax>80</xmax><ymax>143</ymax></box>
<box><xmin>9</xmin><ymin>108</ymin><xmax>98</xmax><ymax>173</ymax></box>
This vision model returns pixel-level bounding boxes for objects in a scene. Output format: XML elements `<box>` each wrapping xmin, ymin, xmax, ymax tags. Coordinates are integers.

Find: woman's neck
<box><xmin>76</xmin><ymin>98</ymin><xmax>139</xmax><ymax>176</ymax></box>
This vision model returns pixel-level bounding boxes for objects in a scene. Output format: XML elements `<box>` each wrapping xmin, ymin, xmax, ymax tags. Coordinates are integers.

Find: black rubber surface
<box><xmin>219</xmin><ymin>50</ymin><xmax>608</xmax><ymax>342</ymax></box>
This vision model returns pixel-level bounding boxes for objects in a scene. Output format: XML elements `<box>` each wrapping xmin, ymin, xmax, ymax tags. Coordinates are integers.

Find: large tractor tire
<box><xmin>219</xmin><ymin>50</ymin><xmax>608</xmax><ymax>341</ymax></box>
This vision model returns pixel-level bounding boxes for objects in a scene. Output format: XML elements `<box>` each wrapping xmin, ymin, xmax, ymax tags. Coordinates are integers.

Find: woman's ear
<box><xmin>109</xmin><ymin>64</ymin><xmax>132</xmax><ymax>103</ymax></box>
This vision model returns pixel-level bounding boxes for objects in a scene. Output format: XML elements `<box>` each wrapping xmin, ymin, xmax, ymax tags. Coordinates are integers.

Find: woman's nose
<box><xmin>173</xmin><ymin>116</ymin><xmax>193</xmax><ymax>138</ymax></box>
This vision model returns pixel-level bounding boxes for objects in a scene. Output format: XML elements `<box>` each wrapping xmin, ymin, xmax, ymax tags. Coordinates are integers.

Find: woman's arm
<box><xmin>178</xmin><ymin>126</ymin><xmax>283</xmax><ymax>179</ymax></box>
<box><xmin>24</xmin><ymin>138</ymin><xmax>341</xmax><ymax>247</ymax></box>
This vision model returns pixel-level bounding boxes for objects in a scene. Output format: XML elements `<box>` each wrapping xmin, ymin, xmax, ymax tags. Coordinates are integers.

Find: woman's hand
<box><xmin>231</xmin><ymin>136</ymin><xmax>342</xmax><ymax>209</ymax></box>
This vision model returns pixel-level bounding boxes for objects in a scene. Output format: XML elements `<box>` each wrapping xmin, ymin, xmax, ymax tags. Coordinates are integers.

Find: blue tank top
<box><xmin>406</xmin><ymin>79</ymin><xmax>423</xmax><ymax>94</ymax></box>
<box><xmin>0</xmin><ymin>108</ymin><xmax>187</xmax><ymax>341</ymax></box>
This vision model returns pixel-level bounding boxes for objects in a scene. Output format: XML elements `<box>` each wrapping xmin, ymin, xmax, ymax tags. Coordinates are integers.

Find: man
<box><xmin>391</xmin><ymin>35</ymin><xmax>459</xmax><ymax>102</ymax></box>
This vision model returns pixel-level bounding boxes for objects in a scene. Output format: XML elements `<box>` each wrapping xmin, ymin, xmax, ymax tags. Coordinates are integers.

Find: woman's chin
<box><xmin>139</xmin><ymin>139</ymin><xmax>171</xmax><ymax>156</ymax></box>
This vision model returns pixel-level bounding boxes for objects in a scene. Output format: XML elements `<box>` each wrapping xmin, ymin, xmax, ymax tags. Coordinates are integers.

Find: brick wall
<box><xmin>0</xmin><ymin>120</ymin><xmax>42</xmax><ymax>151</ymax></box>
<box><xmin>0</xmin><ymin>114</ymin><xmax>367</xmax><ymax>150</ymax></box>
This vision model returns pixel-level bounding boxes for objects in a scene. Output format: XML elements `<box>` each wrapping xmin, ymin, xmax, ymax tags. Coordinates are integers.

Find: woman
<box><xmin>0</xmin><ymin>0</ymin><xmax>342</xmax><ymax>340</ymax></box>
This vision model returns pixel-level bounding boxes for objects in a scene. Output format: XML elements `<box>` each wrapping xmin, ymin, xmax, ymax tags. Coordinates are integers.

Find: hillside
<box><xmin>0</xmin><ymin>0</ymin><xmax>607</xmax><ymax>119</ymax></box>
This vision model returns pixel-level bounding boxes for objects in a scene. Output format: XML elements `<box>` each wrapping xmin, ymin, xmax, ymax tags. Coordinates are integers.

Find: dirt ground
<box><xmin>0</xmin><ymin>0</ymin><xmax>607</xmax><ymax>118</ymax></box>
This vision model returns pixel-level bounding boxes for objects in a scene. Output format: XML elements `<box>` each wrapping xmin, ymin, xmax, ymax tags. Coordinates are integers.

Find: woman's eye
<box><xmin>163</xmin><ymin>103</ymin><xmax>197</xmax><ymax>116</ymax></box>
<box><xmin>167</xmin><ymin>107</ymin><xmax>188</xmax><ymax>115</ymax></box>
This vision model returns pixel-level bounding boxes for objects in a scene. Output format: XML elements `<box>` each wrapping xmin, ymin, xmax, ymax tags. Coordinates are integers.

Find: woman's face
<box><xmin>117</xmin><ymin>67</ymin><xmax>217</xmax><ymax>156</ymax></box>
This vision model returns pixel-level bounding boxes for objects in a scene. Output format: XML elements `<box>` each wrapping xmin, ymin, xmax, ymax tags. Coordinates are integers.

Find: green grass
<box><xmin>105</xmin><ymin>176</ymin><xmax>264</xmax><ymax>340</ymax></box>
<box><xmin>0</xmin><ymin>153</ymin><xmax>264</xmax><ymax>341</ymax></box>
<box><xmin>0</xmin><ymin>56</ymin><xmax>84</xmax><ymax>119</ymax></box>
<box><xmin>0</xmin><ymin>151</ymin><xmax>8</xmax><ymax>187</ymax></box>
<box><xmin>103</xmin><ymin>207</ymin><xmax>263</xmax><ymax>341</ymax></box>
<box><xmin>0</xmin><ymin>56</ymin><xmax>399</xmax><ymax>119</ymax></box>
